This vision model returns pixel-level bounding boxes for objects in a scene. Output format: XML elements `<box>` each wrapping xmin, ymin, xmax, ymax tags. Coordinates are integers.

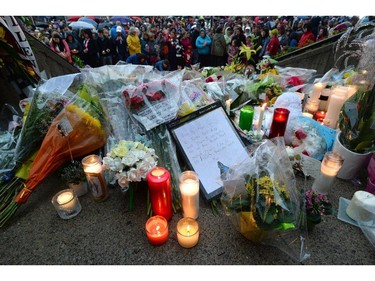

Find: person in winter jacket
<box><xmin>298</xmin><ymin>23</ymin><xmax>315</xmax><ymax>48</ymax></box>
<box><xmin>195</xmin><ymin>28</ymin><xmax>211</xmax><ymax>68</ymax></box>
<box><xmin>125</xmin><ymin>53</ymin><xmax>148</xmax><ymax>65</ymax></box>
<box><xmin>127</xmin><ymin>27</ymin><xmax>141</xmax><ymax>55</ymax></box>
<box><xmin>82</xmin><ymin>29</ymin><xmax>98</xmax><ymax>67</ymax></box>
<box><xmin>210</xmin><ymin>26</ymin><xmax>227</xmax><ymax>67</ymax></box>
<box><xmin>265</xmin><ymin>29</ymin><xmax>280</xmax><ymax>57</ymax></box>
<box><xmin>259</xmin><ymin>26</ymin><xmax>270</xmax><ymax>58</ymax></box>
<box><xmin>65</xmin><ymin>31</ymin><xmax>82</xmax><ymax>60</ymax></box>
<box><xmin>97</xmin><ymin>29</ymin><xmax>113</xmax><ymax>65</ymax></box>
<box><xmin>50</xmin><ymin>31</ymin><xmax>73</xmax><ymax>64</ymax></box>
<box><xmin>114</xmin><ymin>26</ymin><xmax>128</xmax><ymax>63</ymax></box>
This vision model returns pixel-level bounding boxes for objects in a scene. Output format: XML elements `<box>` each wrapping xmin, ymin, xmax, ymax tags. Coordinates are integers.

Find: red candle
<box><xmin>314</xmin><ymin>111</ymin><xmax>326</xmax><ymax>123</ymax></box>
<box><xmin>146</xmin><ymin>167</ymin><xmax>173</xmax><ymax>221</ymax></box>
<box><xmin>145</xmin><ymin>215</ymin><xmax>169</xmax><ymax>245</ymax></box>
<box><xmin>268</xmin><ymin>108</ymin><xmax>290</xmax><ymax>139</ymax></box>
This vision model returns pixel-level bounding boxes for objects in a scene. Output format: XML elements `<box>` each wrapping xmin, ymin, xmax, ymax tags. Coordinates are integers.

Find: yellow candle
<box><xmin>177</xmin><ymin>217</ymin><xmax>199</xmax><ymax>248</ymax></box>
<box><xmin>257</xmin><ymin>103</ymin><xmax>267</xmax><ymax>134</ymax></box>
<box><xmin>179</xmin><ymin>171</ymin><xmax>200</xmax><ymax>219</ymax></box>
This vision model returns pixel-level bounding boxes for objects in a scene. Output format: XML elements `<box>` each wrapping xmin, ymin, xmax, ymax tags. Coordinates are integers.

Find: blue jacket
<box><xmin>195</xmin><ymin>35</ymin><xmax>211</xmax><ymax>55</ymax></box>
<box><xmin>154</xmin><ymin>60</ymin><xmax>170</xmax><ymax>71</ymax></box>
<box><xmin>125</xmin><ymin>54</ymin><xmax>148</xmax><ymax>65</ymax></box>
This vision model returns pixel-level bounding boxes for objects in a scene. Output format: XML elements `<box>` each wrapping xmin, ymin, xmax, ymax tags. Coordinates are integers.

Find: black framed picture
<box><xmin>167</xmin><ymin>102</ymin><xmax>250</xmax><ymax>201</ymax></box>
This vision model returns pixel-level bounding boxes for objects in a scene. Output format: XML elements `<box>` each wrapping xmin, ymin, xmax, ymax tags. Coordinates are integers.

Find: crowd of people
<box><xmin>30</xmin><ymin>15</ymin><xmax>362</xmax><ymax>70</ymax></box>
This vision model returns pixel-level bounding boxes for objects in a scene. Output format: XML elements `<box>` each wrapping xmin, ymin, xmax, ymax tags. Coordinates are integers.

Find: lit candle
<box><xmin>314</xmin><ymin>111</ymin><xmax>326</xmax><ymax>123</ymax></box>
<box><xmin>268</xmin><ymin>108</ymin><xmax>290</xmax><ymax>139</ymax></box>
<box><xmin>312</xmin><ymin>151</ymin><xmax>344</xmax><ymax>194</ymax></box>
<box><xmin>225</xmin><ymin>98</ymin><xmax>232</xmax><ymax>115</ymax></box>
<box><xmin>346</xmin><ymin>191</ymin><xmax>375</xmax><ymax>222</ymax></box>
<box><xmin>51</xmin><ymin>189</ymin><xmax>81</xmax><ymax>219</ymax></box>
<box><xmin>302</xmin><ymin>112</ymin><xmax>313</xmax><ymax>119</ymax></box>
<box><xmin>310</xmin><ymin>82</ymin><xmax>325</xmax><ymax>101</ymax></box>
<box><xmin>179</xmin><ymin>171</ymin><xmax>199</xmax><ymax>219</ymax></box>
<box><xmin>304</xmin><ymin>98</ymin><xmax>319</xmax><ymax>114</ymax></box>
<box><xmin>146</xmin><ymin>167</ymin><xmax>173</xmax><ymax>221</ymax></box>
<box><xmin>318</xmin><ymin>88</ymin><xmax>331</xmax><ymax>111</ymax></box>
<box><xmin>257</xmin><ymin>103</ymin><xmax>267</xmax><ymax>134</ymax></box>
<box><xmin>82</xmin><ymin>155</ymin><xmax>108</xmax><ymax>202</ymax></box>
<box><xmin>239</xmin><ymin>105</ymin><xmax>254</xmax><ymax>131</ymax></box>
<box><xmin>145</xmin><ymin>215</ymin><xmax>169</xmax><ymax>246</ymax></box>
<box><xmin>323</xmin><ymin>87</ymin><xmax>347</xmax><ymax>129</ymax></box>
<box><xmin>177</xmin><ymin>217</ymin><xmax>199</xmax><ymax>248</ymax></box>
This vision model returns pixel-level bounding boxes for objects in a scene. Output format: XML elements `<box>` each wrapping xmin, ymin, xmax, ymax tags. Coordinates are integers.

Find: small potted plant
<box><xmin>60</xmin><ymin>160</ymin><xmax>88</xmax><ymax>197</ymax></box>
<box><xmin>304</xmin><ymin>190</ymin><xmax>333</xmax><ymax>231</ymax></box>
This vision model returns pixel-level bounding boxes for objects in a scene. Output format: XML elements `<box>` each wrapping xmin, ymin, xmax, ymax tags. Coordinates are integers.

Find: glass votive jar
<box><xmin>268</xmin><ymin>108</ymin><xmax>290</xmax><ymax>139</ymax></box>
<box><xmin>51</xmin><ymin>189</ymin><xmax>81</xmax><ymax>219</ymax></box>
<box><xmin>145</xmin><ymin>215</ymin><xmax>169</xmax><ymax>246</ymax></box>
<box><xmin>179</xmin><ymin>171</ymin><xmax>200</xmax><ymax>219</ymax></box>
<box><xmin>304</xmin><ymin>98</ymin><xmax>320</xmax><ymax>114</ymax></box>
<box><xmin>82</xmin><ymin>154</ymin><xmax>108</xmax><ymax>202</ymax></box>
<box><xmin>177</xmin><ymin>217</ymin><xmax>199</xmax><ymax>248</ymax></box>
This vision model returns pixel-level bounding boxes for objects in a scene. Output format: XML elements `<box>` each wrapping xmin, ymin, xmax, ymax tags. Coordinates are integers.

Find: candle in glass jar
<box><xmin>146</xmin><ymin>167</ymin><xmax>173</xmax><ymax>221</ymax></box>
<box><xmin>268</xmin><ymin>108</ymin><xmax>290</xmax><ymax>139</ymax></box>
<box><xmin>145</xmin><ymin>215</ymin><xmax>169</xmax><ymax>246</ymax></box>
<box><xmin>312</xmin><ymin>151</ymin><xmax>344</xmax><ymax>194</ymax></box>
<box><xmin>177</xmin><ymin>217</ymin><xmax>199</xmax><ymax>248</ymax></box>
<box><xmin>310</xmin><ymin>82</ymin><xmax>325</xmax><ymax>101</ymax></box>
<box><xmin>257</xmin><ymin>103</ymin><xmax>267</xmax><ymax>134</ymax></box>
<box><xmin>304</xmin><ymin>98</ymin><xmax>319</xmax><ymax>114</ymax></box>
<box><xmin>239</xmin><ymin>105</ymin><xmax>254</xmax><ymax>131</ymax></box>
<box><xmin>179</xmin><ymin>171</ymin><xmax>199</xmax><ymax>219</ymax></box>
<box><xmin>82</xmin><ymin>155</ymin><xmax>108</xmax><ymax>202</ymax></box>
<box><xmin>314</xmin><ymin>111</ymin><xmax>326</xmax><ymax>123</ymax></box>
<box><xmin>51</xmin><ymin>189</ymin><xmax>81</xmax><ymax>219</ymax></box>
<box><xmin>318</xmin><ymin>88</ymin><xmax>331</xmax><ymax>111</ymax></box>
<box><xmin>323</xmin><ymin>88</ymin><xmax>347</xmax><ymax>129</ymax></box>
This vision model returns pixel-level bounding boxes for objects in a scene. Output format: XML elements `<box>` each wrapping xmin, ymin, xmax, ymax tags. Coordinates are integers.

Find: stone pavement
<box><xmin>0</xmin><ymin>171</ymin><xmax>374</xmax><ymax>265</ymax></box>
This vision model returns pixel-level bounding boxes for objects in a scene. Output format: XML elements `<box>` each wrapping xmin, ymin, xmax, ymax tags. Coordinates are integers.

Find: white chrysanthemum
<box><xmin>131</xmin><ymin>149</ymin><xmax>147</xmax><ymax>160</ymax></box>
<box><xmin>117</xmin><ymin>173</ymin><xmax>129</xmax><ymax>188</ymax></box>
<box><xmin>121</xmin><ymin>152</ymin><xmax>138</xmax><ymax>167</ymax></box>
<box><xmin>127</xmin><ymin>168</ymin><xmax>142</xmax><ymax>182</ymax></box>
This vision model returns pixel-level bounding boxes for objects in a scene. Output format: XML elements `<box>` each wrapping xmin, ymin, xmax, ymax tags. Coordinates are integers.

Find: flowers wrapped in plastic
<box><xmin>0</xmin><ymin>90</ymin><xmax>109</xmax><ymax>227</ymax></box>
<box><xmin>221</xmin><ymin>138</ymin><xmax>310</xmax><ymax>262</ymax></box>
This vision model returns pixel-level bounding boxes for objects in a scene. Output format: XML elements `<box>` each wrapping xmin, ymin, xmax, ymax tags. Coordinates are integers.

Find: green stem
<box><xmin>128</xmin><ymin>182</ymin><xmax>135</xmax><ymax>212</ymax></box>
<box><xmin>0</xmin><ymin>201</ymin><xmax>19</xmax><ymax>228</ymax></box>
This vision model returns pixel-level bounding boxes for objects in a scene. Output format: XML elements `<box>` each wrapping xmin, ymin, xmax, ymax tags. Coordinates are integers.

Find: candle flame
<box><xmin>186</xmin><ymin>225</ymin><xmax>190</xmax><ymax>235</ymax></box>
<box><xmin>156</xmin><ymin>225</ymin><xmax>160</xmax><ymax>235</ymax></box>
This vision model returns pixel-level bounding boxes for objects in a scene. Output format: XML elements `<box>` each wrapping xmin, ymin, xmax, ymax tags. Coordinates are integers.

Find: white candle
<box><xmin>323</xmin><ymin>88</ymin><xmax>348</xmax><ymax>129</ymax></box>
<box><xmin>346</xmin><ymin>191</ymin><xmax>375</xmax><ymax>222</ymax></box>
<box><xmin>57</xmin><ymin>191</ymin><xmax>75</xmax><ymax>210</ymax></box>
<box><xmin>179</xmin><ymin>171</ymin><xmax>199</xmax><ymax>219</ymax></box>
<box><xmin>346</xmin><ymin>85</ymin><xmax>358</xmax><ymax>99</ymax></box>
<box><xmin>257</xmin><ymin>103</ymin><xmax>267</xmax><ymax>134</ymax></box>
<box><xmin>302</xmin><ymin>112</ymin><xmax>313</xmax><ymax>118</ymax></box>
<box><xmin>52</xmin><ymin>189</ymin><xmax>81</xmax><ymax>219</ymax></box>
<box><xmin>177</xmin><ymin>217</ymin><xmax>199</xmax><ymax>248</ymax></box>
<box><xmin>318</xmin><ymin>88</ymin><xmax>332</xmax><ymax>111</ymax></box>
<box><xmin>312</xmin><ymin>152</ymin><xmax>343</xmax><ymax>194</ymax></box>
<box><xmin>310</xmin><ymin>82</ymin><xmax>325</xmax><ymax>101</ymax></box>
<box><xmin>82</xmin><ymin>155</ymin><xmax>108</xmax><ymax>202</ymax></box>
<box><xmin>304</xmin><ymin>98</ymin><xmax>320</xmax><ymax>114</ymax></box>
<box><xmin>225</xmin><ymin>98</ymin><xmax>232</xmax><ymax>115</ymax></box>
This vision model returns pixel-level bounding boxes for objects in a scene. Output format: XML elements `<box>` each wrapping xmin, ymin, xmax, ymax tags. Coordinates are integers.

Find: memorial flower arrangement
<box><xmin>102</xmin><ymin>140</ymin><xmax>158</xmax><ymax>211</ymax></box>
<box><xmin>0</xmin><ymin>89</ymin><xmax>109</xmax><ymax>227</ymax></box>
<box><xmin>59</xmin><ymin>160</ymin><xmax>86</xmax><ymax>185</ymax></box>
<box><xmin>304</xmin><ymin>190</ymin><xmax>332</xmax><ymax>230</ymax></box>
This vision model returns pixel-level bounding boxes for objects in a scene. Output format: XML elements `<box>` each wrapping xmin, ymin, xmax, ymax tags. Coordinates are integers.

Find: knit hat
<box><xmin>116</xmin><ymin>26</ymin><xmax>122</xmax><ymax>33</ymax></box>
<box><xmin>270</xmin><ymin>29</ymin><xmax>278</xmax><ymax>36</ymax></box>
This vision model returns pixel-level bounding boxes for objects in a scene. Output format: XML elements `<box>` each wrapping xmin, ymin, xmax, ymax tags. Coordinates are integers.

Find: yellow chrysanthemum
<box><xmin>66</xmin><ymin>104</ymin><xmax>102</xmax><ymax>130</ymax></box>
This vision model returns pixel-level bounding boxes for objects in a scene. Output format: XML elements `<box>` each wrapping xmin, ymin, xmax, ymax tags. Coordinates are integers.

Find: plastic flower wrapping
<box><xmin>221</xmin><ymin>138</ymin><xmax>310</xmax><ymax>262</ymax></box>
<box><xmin>102</xmin><ymin>140</ymin><xmax>158</xmax><ymax>190</ymax></box>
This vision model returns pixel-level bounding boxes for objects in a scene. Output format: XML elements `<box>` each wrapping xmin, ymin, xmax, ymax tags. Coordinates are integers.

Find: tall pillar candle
<box><xmin>82</xmin><ymin>155</ymin><xmax>108</xmax><ymax>202</ymax></box>
<box><xmin>268</xmin><ymin>108</ymin><xmax>290</xmax><ymax>139</ymax></box>
<box><xmin>312</xmin><ymin>151</ymin><xmax>344</xmax><ymax>194</ymax></box>
<box><xmin>179</xmin><ymin>171</ymin><xmax>199</xmax><ymax>219</ymax></box>
<box><xmin>310</xmin><ymin>82</ymin><xmax>325</xmax><ymax>101</ymax></box>
<box><xmin>257</xmin><ymin>103</ymin><xmax>267</xmax><ymax>134</ymax></box>
<box><xmin>146</xmin><ymin>167</ymin><xmax>173</xmax><ymax>221</ymax></box>
<box><xmin>239</xmin><ymin>105</ymin><xmax>254</xmax><ymax>131</ymax></box>
<box><xmin>323</xmin><ymin>87</ymin><xmax>347</xmax><ymax>129</ymax></box>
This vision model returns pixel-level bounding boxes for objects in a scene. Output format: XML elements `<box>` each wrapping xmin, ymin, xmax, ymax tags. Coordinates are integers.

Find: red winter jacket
<box><xmin>265</xmin><ymin>36</ymin><xmax>280</xmax><ymax>57</ymax></box>
<box><xmin>298</xmin><ymin>31</ymin><xmax>315</xmax><ymax>48</ymax></box>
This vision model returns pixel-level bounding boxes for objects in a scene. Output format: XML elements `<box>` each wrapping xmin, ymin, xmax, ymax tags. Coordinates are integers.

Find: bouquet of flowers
<box><xmin>102</xmin><ymin>140</ymin><xmax>158</xmax><ymax>211</ymax></box>
<box><xmin>221</xmin><ymin>138</ymin><xmax>310</xmax><ymax>262</ymax></box>
<box><xmin>59</xmin><ymin>160</ymin><xmax>86</xmax><ymax>185</ymax></box>
<box><xmin>304</xmin><ymin>190</ymin><xmax>332</xmax><ymax>231</ymax></box>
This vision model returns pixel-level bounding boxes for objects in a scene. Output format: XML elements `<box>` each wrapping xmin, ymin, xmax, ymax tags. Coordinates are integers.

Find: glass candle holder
<box><xmin>304</xmin><ymin>98</ymin><xmax>320</xmax><ymax>114</ymax></box>
<box><xmin>312</xmin><ymin>151</ymin><xmax>344</xmax><ymax>194</ymax></box>
<box><xmin>51</xmin><ymin>189</ymin><xmax>81</xmax><ymax>219</ymax></box>
<box><xmin>145</xmin><ymin>215</ymin><xmax>169</xmax><ymax>246</ymax></box>
<box><xmin>318</xmin><ymin>88</ymin><xmax>331</xmax><ymax>111</ymax></box>
<box><xmin>177</xmin><ymin>217</ymin><xmax>199</xmax><ymax>248</ymax></box>
<box><xmin>82</xmin><ymin>155</ymin><xmax>108</xmax><ymax>202</ymax></box>
<box><xmin>314</xmin><ymin>111</ymin><xmax>326</xmax><ymax>124</ymax></box>
<box><xmin>238</xmin><ymin>105</ymin><xmax>254</xmax><ymax>131</ymax></box>
<box><xmin>146</xmin><ymin>167</ymin><xmax>173</xmax><ymax>221</ymax></box>
<box><xmin>268</xmin><ymin>108</ymin><xmax>290</xmax><ymax>139</ymax></box>
<box><xmin>179</xmin><ymin>171</ymin><xmax>199</xmax><ymax>219</ymax></box>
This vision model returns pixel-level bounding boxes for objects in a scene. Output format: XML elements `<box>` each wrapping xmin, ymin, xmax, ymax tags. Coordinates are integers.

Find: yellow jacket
<box><xmin>127</xmin><ymin>34</ymin><xmax>141</xmax><ymax>55</ymax></box>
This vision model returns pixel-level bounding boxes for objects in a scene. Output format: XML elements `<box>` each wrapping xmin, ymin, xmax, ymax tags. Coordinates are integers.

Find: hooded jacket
<box><xmin>195</xmin><ymin>30</ymin><xmax>211</xmax><ymax>55</ymax></box>
<box><xmin>211</xmin><ymin>32</ymin><xmax>227</xmax><ymax>56</ymax></box>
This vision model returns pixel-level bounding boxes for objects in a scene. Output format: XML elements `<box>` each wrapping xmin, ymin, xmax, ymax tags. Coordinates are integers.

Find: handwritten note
<box><xmin>173</xmin><ymin>107</ymin><xmax>250</xmax><ymax>197</ymax></box>
<box><xmin>301</xmin><ymin>154</ymin><xmax>321</xmax><ymax>178</ymax></box>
